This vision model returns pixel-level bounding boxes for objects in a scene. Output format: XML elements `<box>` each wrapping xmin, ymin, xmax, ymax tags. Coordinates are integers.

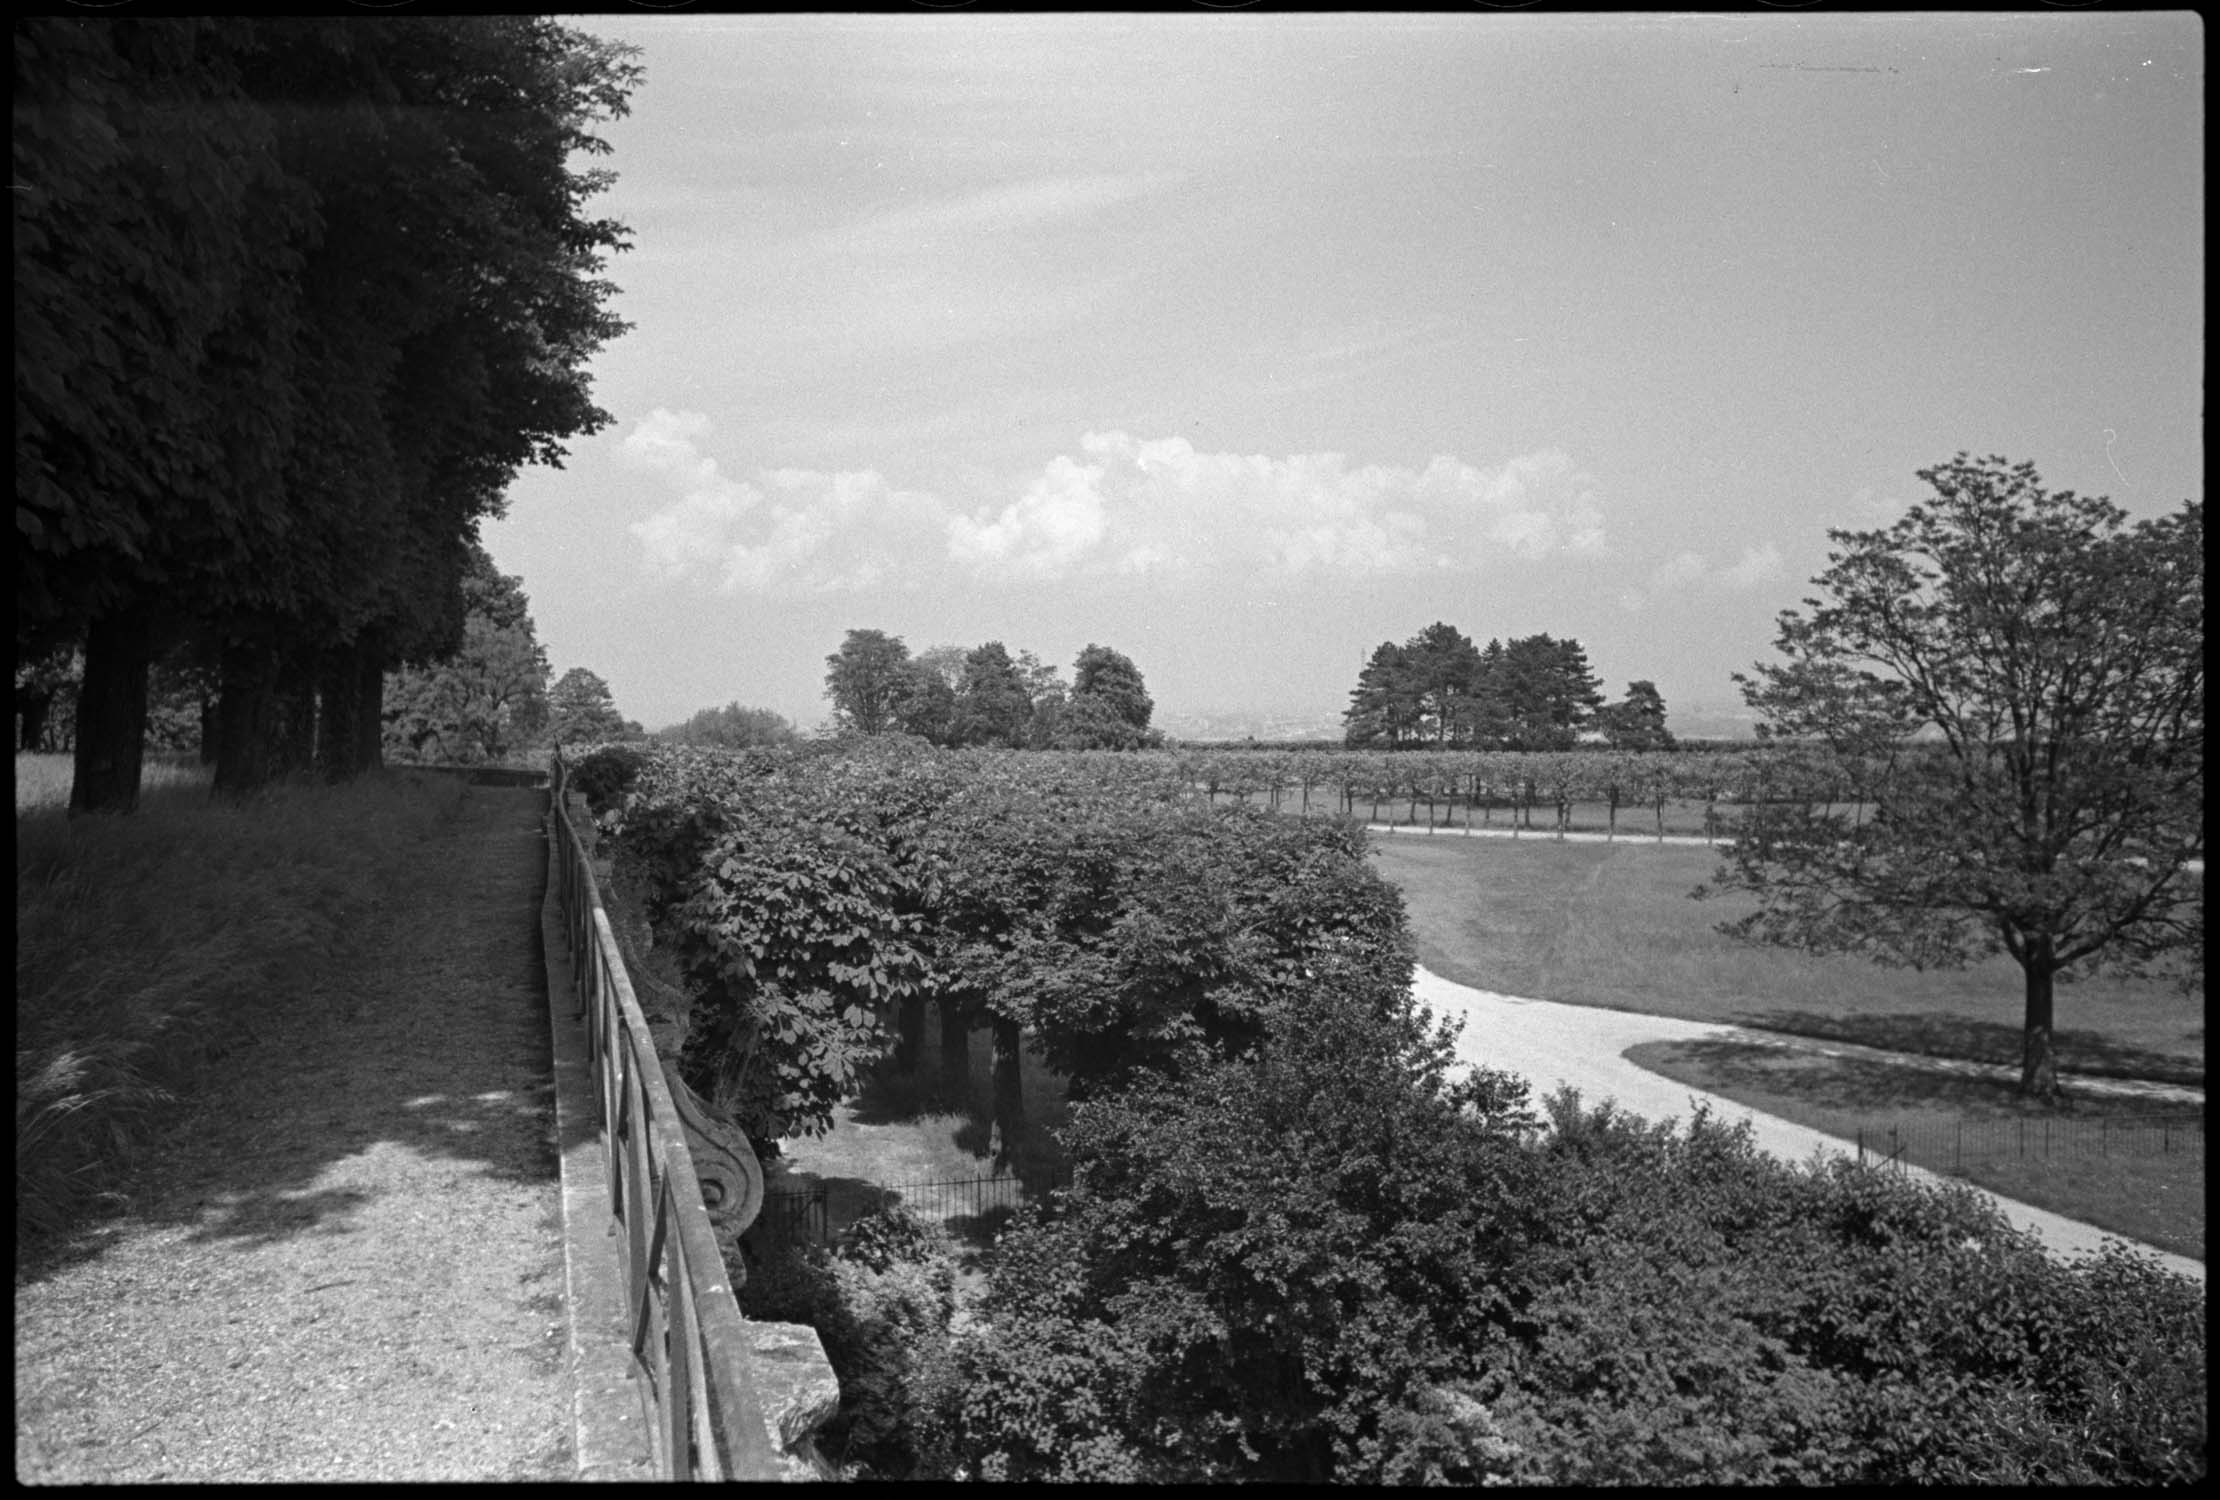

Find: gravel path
<box><xmin>1415</xmin><ymin>965</ymin><xmax>2206</xmax><ymax>1284</ymax></box>
<box><xmin>15</xmin><ymin>787</ymin><xmax>573</xmax><ymax>1483</ymax></box>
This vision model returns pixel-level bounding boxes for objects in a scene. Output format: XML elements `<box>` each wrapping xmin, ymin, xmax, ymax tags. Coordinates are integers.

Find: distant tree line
<box><xmin>824</xmin><ymin>629</ymin><xmax>1163</xmax><ymax>751</ymax></box>
<box><xmin>15</xmin><ymin>17</ymin><xmax>639</xmax><ymax>810</ymax></box>
<box><xmin>1344</xmin><ymin>622</ymin><xmax>1672</xmax><ymax>752</ymax></box>
<box><xmin>654</xmin><ymin>702</ymin><xmax>802</xmax><ymax>751</ymax></box>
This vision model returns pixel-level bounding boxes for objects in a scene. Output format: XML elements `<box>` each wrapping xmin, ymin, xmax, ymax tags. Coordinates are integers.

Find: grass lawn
<box><xmin>1368</xmin><ymin>833</ymin><xmax>2205</xmax><ymax>1084</ymax></box>
<box><xmin>16</xmin><ymin>756</ymin><xmax>467</xmax><ymax>1254</ymax></box>
<box><xmin>1626</xmin><ymin>1038</ymin><xmax>2205</xmax><ymax>1261</ymax></box>
<box><xmin>15</xmin><ymin>751</ymin><xmax>211</xmax><ymax>813</ymax></box>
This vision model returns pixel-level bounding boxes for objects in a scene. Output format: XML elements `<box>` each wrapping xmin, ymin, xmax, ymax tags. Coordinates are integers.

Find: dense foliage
<box><xmin>655</xmin><ymin>701</ymin><xmax>801</xmax><ymax>750</ymax></box>
<box><xmin>1713</xmin><ymin>455</ymin><xmax>2205</xmax><ymax>1097</ymax></box>
<box><xmin>16</xmin><ymin>17</ymin><xmax>637</xmax><ymax>808</ymax></box>
<box><xmin>593</xmin><ymin>742</ymin><xmax>1411</xmax><ymax>1145</ymax></box>
<box><xmin>379</xmin><ymin>544</ymin><xmax>551</xmax><ymax>764</ymax></box>
<box><xmin>588</xmin><ymin>737</ymin><xmax>2201</xmax><ymax>1483</ymax></box>
<box><xmin>953</xmin><ymin>1076</ymin><xmax>2205</xmax><ymax>1484</ymax></box>
<box><xmin>822</xmin><ymin>629</ymin><xmax>1162</xmax><ymax>750</ymax></box>
<box><xmin>1345</xmin><ymin>622</ymin><xmax>1615</xmax><ymax>750</ymax></box>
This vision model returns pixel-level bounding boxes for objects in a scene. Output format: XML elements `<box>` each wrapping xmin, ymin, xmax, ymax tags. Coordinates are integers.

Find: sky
<box><xmin>483</xmin><ymin>10</ymin><xmax>2204</xmax><ymax>737</ymax></box>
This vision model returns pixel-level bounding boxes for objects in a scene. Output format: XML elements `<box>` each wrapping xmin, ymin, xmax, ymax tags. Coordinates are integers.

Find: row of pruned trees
<box><xmin>1171</xmin><ymin>743</ymin><xmax>1865</xmax><ymax>830</ymax></box>
<box><xmin>16</xmin><ymin>17</ymin><xmax>639</xmax><ymax>810</ymax></box>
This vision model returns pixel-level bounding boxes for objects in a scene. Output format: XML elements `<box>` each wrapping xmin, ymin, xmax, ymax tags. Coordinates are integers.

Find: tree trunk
<box><xmin>938</xmin><ymin>999</ymin><xmax>971</xmax><ymax>1097</ymax></box>
<box><xmin>316</xmin><ymin>648</ymin><xmax>360</xmax><ymax>782</ymax></box>
<box><xmin>19</xmin><ymin>687</ymin><xmax>53</xmax><ymax>753</ymax></box>
<box><xmin>270</xmin><ymin>650</ymin><xmax>318</xmax><ymax>779</ymax></box>
<box><xmin>353</xmin><ymin>646</ymin><xmax>385</xmax><ymax>773</ymax></box>
<box><xmin>198</xmin><ymin>693</ymin><xmax>218</xmax><ymax>764</ymax></box>
<box><xmin>893</xmin><ymin>995</ymin><xmax>926</xmax><ymax>1074</ymax></box>
<box><xmin>991</xmin><ymin>1015</ymin><xmax>1024</xmax><ymax>1168</ymax></box>
<box><xmin>68</xmin><ymin>608</ymin><xmax>152</xmax><ymax>814</ymax></box>
<box><xmin>214</xmin><ymin>640</ymin><xmax>281</xmax><ymax>799</ymax></box>
<box><xmin>2019</xmin><ymin>945</ymin><xmax>2061</xmax><ymax>1100</ymax></box>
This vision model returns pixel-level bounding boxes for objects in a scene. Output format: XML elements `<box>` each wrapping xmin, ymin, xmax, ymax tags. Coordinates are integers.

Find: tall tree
<box><xmin>1344</xmin><ymin>641</ymin><xmax>1420</xmax><ymax>749</ymax></box>
<box><xmin>1596</xmin><ymin>680</ymin><xmax>1675</xmax><ymax>751</ymax></box>
<box><xmin>1015</xmin><ymin>648</ymin><xmax>1071</xmax><ymax>748</ymax></box>
<box><xmin>1405</xmin><ymin>621</ymin><xmax>1484</xmax><ymax>746</ymax></box>
<box><xmin>1049</xmin><ymin>645</ymin><xmax>1157</xmax><ymax>751</ymax></box>
<box><xmin>1494</xmin><ymin>634</ymin><xmax>1604</xmax><ymax>750</ymax></box>
<box><xmin>1459</xmin><ymin>637</ymin><xmax>1517</xmax><ymax>748</ymax></box>
<box><xmin>824</xmin><ymin>628</ymin><xmax>913</xmax><ymax>736</ymax></box>
<box><xmin>951</xmin><ymin>641</ymin><xmax>1035</xmax><ymax>749</ymax></box>
<box><xmin>1070</xmin><ymin>645</ymin><xmax>1154</xmax><ymax>730</ymax></box>
<box><xmin>546</xmin><ymin>667</ymin><xmax>630</xmax><ymax>747</ymax></box>
<box><xmin>891</xmin><ymin>662</ymin><xmax>959</xmax><ymax>745</ymax></box>
<box><xmin>380</xmin><ymin>543</ymin><xmax>550</xmax><ymax>763</ymax></box>
<box><xmin>17</xmin><ymin>18</ymin><xmax>314</xmax><ymax>811</ymax></box>
<box><xmin>16</xmin><ymin>18</ymin><xmax>637</xmax><ymax>809</ymax></box>
<box><xmin>657</xmin><ymin>701</ymin><xmax>800</xmax><ymax>750</ymax></box>
<box><xmin>1707</xmin><ymin>455</ymin><xmax>2204</xmax><ymax>1099</ymax></box>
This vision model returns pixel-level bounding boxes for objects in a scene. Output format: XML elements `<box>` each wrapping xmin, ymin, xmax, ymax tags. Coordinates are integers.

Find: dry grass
<box><xmin>14</xmin><ymin>751</ymin><xmax>212</xmax><ymax>813</ymax></box>
<box><xmin>15</xmin><ymin>761</ymin><xmax>468</xmax><ymax>1253</ymax></box>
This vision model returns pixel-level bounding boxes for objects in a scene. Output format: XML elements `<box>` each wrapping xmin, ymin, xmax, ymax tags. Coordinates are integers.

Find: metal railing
<box><xmin>1856</xmin><ymin>1111</ymin><xmax>2205</xmax><ymax>1176</ymax></box>
<box><xmin>757</xmin><ymin>1169</ymin><xmax>1071</xmax><ymax>1249</ymax></box>
<box><xmin>549</xmin><ymin>751</ymin><xmax>782</xmax><ymax>1481</ymax></box>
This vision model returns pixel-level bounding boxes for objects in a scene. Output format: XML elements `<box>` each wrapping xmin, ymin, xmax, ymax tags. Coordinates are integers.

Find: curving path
<box><xmin>1413</xmin><ymin>965</ymin><xmax>2206</xmax><ymax>1284</ymax></box>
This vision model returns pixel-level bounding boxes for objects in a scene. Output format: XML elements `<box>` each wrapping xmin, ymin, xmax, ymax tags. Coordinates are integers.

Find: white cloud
<box><xmin>1619</xmin><ymin>544</ymin><xmax>1782</xmax><ymax>612</ymax></box>
<box><xmin>1846</xmin><ymin>485</ymin><xmax>1914</xmax><ymax>527</ymax></box>
<box><xmin>946</xmin><ymin>454</ymin><xmax>1111</xmax><ymax>580</ymax></box>
<box><xmin>1718</xmin><ymin>543</ymin><xmax>1787</xmax><ymax>590</ymax></box>
<box><xmin>626</xmin><ymin>414</ymin><xmax>1613</xmax><ymax>593</ymax></box>
<box><xmin>1649</xmin><ymin>550</ymin><xmax>1709</xmax><ymax>592</ymax></box>
<box><xmin>947</xmin><ymin>433</ymin><xmax>1607</xmax><ymax>582</ymax></box>
<box><xmin>623</xmin><ymin>409</ymin><xmax>944</xmax><ymax>596</ymax></box>
<box><xmin>621</xmin><ymin>409</ymin><xmax>764</xmax><ymax>581</ymax></box>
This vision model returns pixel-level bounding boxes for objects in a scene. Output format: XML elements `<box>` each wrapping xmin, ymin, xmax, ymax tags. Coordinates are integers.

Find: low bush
<box><xmin>738</xmin><ymin>1202</ymin><xmax>963</xmax><ymax>1480</ymax></box>
<box><xmin>565</xmin><ymin>741</ymin><xmax>648</xmax><ymax>815</ymax></box>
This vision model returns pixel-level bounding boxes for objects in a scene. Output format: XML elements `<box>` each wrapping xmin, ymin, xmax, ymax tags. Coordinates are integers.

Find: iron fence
<box><xmin>1856</xmin><ymin>1111</ymin><xmax>2204</xmax><ymax>1176</ymax></box>
<box><xmin>756</xmin><ymin>1170</ymin><xmax>1070</xmax><ymax>1249</ymax></box>
<box><xmin>549</xmin><ymin>751</ymin><xmax>781</xmax><ymax>1482</ymax></box>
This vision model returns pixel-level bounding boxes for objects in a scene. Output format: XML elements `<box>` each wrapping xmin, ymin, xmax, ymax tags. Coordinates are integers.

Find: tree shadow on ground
<box><xmin>1645</xmin><ymin>1038</ymin><xmax>2196</xmax><ymax>1121</ymax></box>
<box><xmin>1734</xmin><ymin>1008</ymin><xmax>2204</xmax><ymax>1086</ymax></box>
<box><xmin>17</xmin><ymin>788</ymin><xmax>566</xmax><ymax>1285</ymax></box>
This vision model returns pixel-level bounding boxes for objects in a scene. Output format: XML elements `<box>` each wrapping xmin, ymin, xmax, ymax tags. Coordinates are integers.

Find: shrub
<box><xmin>739</xmin><ymin>1203</ymin><xmax>963</xmax><ymax>1480</ymax></box>
<box><xmin>952</xmin><ymin>961</ymin><xmax>1545</xmax><ymax>1483</ymax></box>
<box><xmin>566</xmin><ymin>741</ymin><xmax>647</xmax><ymax>815</ymax></box>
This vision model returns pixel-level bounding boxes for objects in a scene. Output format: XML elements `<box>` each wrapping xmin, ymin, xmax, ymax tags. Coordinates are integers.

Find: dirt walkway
<box><xmin>1414</xmin><ymin>965</ymin><xmax>2206</xmax><ymax>1284</ymax></box>
<box><xmin>15</xmin><ymin>787</ymin><xmax>572</xmax><ymax>1483</ymax></box>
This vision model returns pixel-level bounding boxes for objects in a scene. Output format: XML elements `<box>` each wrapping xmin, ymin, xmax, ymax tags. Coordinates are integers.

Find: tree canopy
<box><xmin>1706</xmin><ymin>454</ymin><xmax>2204</xmax><ymax>1098</ymax></box>
<box><xmin>825</xmin><ymin>630</ymin><xmax>1152</xmax><ymax>750</ymax></box>
<box><xmin>1343</xmin><ymin>625</ymin><xmax>1610</xmax><ymax>751</ymax></box>
<box><xmin>547</xmin><ymin>667</ymin><xmax>633</xmax><ymax>746</ymax></box>
<box><xmin>15</xmin><ymin>17</ymin><xmax>638</xmax><ymax>808</ymax></box>
<box><xmin>1596</xmin><ymin>680</ymin><xmax>1676</xmax><ymax>751</ymax></box>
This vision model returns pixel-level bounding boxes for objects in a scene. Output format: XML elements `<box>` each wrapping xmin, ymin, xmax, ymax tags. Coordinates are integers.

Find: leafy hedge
<box><xmin>950</xmin><ymin>1060</ymin><xmax>2206</xmax><ymax>1484</ymax></box>
<box><xmin>593</xmin><ymin>742</ymin><xmax>1412</xmax><ymax>1142</ymax></box>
